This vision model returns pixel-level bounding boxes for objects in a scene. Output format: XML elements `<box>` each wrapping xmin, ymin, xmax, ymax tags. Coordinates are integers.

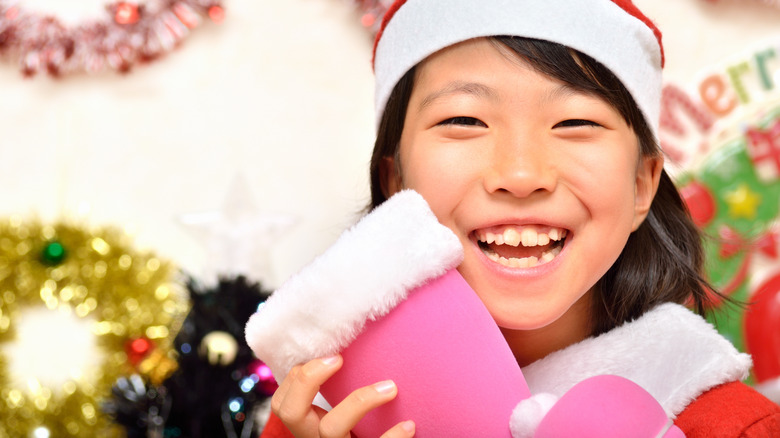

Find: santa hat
<box><xmin>372</xmin><ymin>0</ymin><xmax>664</xmax><ymax>139</ymax></box>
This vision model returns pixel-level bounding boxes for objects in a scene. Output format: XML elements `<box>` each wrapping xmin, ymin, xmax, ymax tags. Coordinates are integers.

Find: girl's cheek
<box><xmin>401</xmin><ymin>148</ymin><xmax>468</xmax><ymax>211</ymax></box>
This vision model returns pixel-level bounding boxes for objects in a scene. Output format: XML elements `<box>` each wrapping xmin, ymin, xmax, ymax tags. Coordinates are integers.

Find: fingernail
<box><xmin>320</xmin><ymin>355</ymin><xmax>340</xmax><ymax>366</ymax></box>
<box><xmin>374</xmin><ymin>380</ymin><xmax>396</xmax><ymax>394</ymax></box>
<box><xmin>401</xmin><ymin>420</ymin><xmax>415</xmax><ymax>433</ymax></box>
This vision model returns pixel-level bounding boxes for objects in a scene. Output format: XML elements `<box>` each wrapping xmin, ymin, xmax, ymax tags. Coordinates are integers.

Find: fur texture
<box><xmin>244</xmin><ymin>190</ymin><xmax>463</xmax><ymax>381</ymax></box>
<box><xmin>510</xmin><ymin>393</ymin><xmax>558</xmax><ymax>438</ymax></box>
<box><xmin>511</xmin><ymin>302</ymin><xmax>751</xmax><ymax>433</ymax></box>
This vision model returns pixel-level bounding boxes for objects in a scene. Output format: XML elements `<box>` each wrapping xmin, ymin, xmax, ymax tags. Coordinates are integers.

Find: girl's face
<box><xmin>385</xmin><ymin>39</ymin><xmax>661</xmax><ymax>347</ymax></box>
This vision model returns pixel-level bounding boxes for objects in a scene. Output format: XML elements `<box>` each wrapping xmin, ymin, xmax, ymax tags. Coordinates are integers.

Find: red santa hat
<box><xmin>372</xmin><ymin>0</ymin><xmax>664</xmax><ymax>139</ymax></box>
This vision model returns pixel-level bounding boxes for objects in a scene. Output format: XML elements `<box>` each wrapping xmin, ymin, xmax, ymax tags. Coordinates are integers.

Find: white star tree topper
<box><xmin>178</xmin><ymin>176</ymin><xmax>297</xmax><ymax>286</ymax></box>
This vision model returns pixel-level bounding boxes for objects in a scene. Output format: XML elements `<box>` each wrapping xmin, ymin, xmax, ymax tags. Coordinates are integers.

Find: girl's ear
<box><xmin>380</xmin><ymin>156</ymin><xmax>403</xmax><ymax>199</ymax></box>
<box><xmin>632</xmin><ymin>154</ymin><xmax>664</xmax><ymax>231</ymax></box>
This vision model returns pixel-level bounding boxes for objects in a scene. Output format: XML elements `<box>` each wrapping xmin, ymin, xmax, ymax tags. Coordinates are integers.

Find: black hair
<box><xmin>369</xmin><ymin>36</ymin><xmax>721</xmax><ymax>336</ymax></box>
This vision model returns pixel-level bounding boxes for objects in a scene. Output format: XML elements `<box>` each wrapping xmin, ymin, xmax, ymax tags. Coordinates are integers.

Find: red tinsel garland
<box><xmin>0</xmin><ymin>0</ymin><xmax>224</xmax><ymax>77</ymax></box>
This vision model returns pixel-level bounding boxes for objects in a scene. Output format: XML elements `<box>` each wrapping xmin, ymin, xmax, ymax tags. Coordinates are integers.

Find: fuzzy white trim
<box><xmin>244</xmin><ymin>190</ymin><xmax>462</xmax><ymax>381</ymax></box>
<box><xmin>374</xmin><ymin>0</ymin><xmax>663</xmax><ymax>140</ymax></box>
<box><xmin>518</xmin><ymin>303</ymin><xmax>752</xmax><ymax>419</ymax></box>
<box><xmin>510</xmin><ymin>393</ymin><xmax>559</xmax><ymax>438</ymax></box>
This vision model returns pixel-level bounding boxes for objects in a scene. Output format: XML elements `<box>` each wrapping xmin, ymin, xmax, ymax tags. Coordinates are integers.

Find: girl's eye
<box><xmin>554</xmin><ymin>119</ymin><xmax>601</xmax><ymax>128</ymax></box>
<box><xmin>437</xmin><ymin>116</ymin><xmax>487</xmax><ymax>127</ymax></box>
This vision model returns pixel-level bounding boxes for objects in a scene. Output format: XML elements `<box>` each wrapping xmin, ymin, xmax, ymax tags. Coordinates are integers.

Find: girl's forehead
<box><xmin>415</xmin><ymin>39</ymin><xmax>532</xmax><ymax>79</ymax></box>
<box><xmin>412</xmin><ymin>39</ymin><xmax>588</xmax><ymax>98</ymax></box>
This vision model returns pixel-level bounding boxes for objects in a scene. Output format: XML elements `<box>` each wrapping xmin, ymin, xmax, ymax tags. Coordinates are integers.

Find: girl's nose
<box><xmin>482</xmin><ymin>134</ymin><xmax>557</xmax><ymax>198</ymax></box>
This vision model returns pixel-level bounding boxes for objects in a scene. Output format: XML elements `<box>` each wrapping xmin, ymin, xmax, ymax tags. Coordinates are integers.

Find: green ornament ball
<box><xmin>40</xmin><ymin>241</ymin><xmax>67</xmax><ymax>266</ymax></box>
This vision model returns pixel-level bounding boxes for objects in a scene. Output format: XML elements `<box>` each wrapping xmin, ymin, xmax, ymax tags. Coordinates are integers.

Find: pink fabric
<box><xmin>321</xmin><ymin>269</ymin><xmax>529</xmax><ymax>437</ymax></box>
<box><xmin>535</xmin><ymin>375</ymin><xmax>684</xmax><ymax>437</ymax></box>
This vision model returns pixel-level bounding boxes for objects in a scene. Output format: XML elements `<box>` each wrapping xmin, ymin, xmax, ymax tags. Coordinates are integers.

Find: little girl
<box><xmin>260</xmin><ymin>0</ymin><xmax>780</xmax><ymax>436</ymax></box>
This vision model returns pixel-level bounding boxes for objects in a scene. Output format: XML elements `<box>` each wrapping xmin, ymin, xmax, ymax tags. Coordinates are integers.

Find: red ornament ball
<box><xmin>361</xmin><ymin>13</ymin><xmax>377</xmax><ymax>28</ymax></box>
<box><xmin>248</xmin><ymin>360</ymin><xmax>279</xmax><ymax>396</ymax></box>
<box><xmin>114</xmin><ymin>2</ymin><xmax>140</xmax><ymax>25</ymax></box>
<box><xmin>745</xmin><ymin>272</ymin><xmax>780</xmax><ymax>383</ymax></box>
<box><xmin>680</xmin><ymin>180</ymin><xmax>716</xmax><ymax>227</ymax></box>
<box><xmin>208</xmin><ymin>5</ymin><xmax>225</xmax><ymax>24</ymax></box>
<box><xmin>125</xmin><ymin>337</ymin><xmax>154</xmax><ymax>365</ymax></box>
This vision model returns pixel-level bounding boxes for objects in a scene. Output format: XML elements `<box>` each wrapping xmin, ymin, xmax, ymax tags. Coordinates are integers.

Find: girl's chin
<box><xmin>488</xmin><ymin>306</ymin><xmax>564</xmax><ymax>331</ymax></box>
<box><xmin>495</xmin><ymin>318</ymin><xmax>557</xmax><ymax>332</ymax></box>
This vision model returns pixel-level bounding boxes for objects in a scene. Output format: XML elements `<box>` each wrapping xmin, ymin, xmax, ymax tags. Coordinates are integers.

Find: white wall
<box><xmin>636</xmin><ymin>0</ymin><xmax>780</xmax><ymax>84</ymax></box>
<box><xmin>2</xmin><ymin>0</ymin><xmax>779</xmax><ymax>288</ymax></box>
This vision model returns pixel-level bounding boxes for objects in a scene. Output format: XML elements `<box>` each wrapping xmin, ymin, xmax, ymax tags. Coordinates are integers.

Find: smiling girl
<box><xmin>258</xmin><ymin>1</ymin><xmax>780</xmax><ymax>436</ymax></box>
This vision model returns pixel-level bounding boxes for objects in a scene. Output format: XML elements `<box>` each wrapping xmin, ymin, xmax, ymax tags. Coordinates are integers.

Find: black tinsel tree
<box><xmin>107</xmin><ymin>275</ymin><xmax>277</xmax><ymax>438</ymax></box>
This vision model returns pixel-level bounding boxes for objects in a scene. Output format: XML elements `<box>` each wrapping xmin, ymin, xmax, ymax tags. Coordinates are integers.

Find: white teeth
<box><xmin>518</xmin><ymin>257</ymin><xmax>538</xmax><ymax>268</ymax></box>
<box><xmin>521</xmin><ymin>228</ymin><xmax>537</xmax><ymax>247</ymax></box>
<box><xmin>482</xmin><ymin>245</ymin><xmax>562</xmax><ymax>269</ymax></box>
<box><xmin>503</xmin><ymin>229</ymin><xmax>521</xmax><ymax>247</ymax></box>
<box><xmin>479</xmin><ymin>226</ymin><xmax>566</xmax><ymax>248</ymax></box>
<box><xmin>478</xmin><ymin>226</ymin><xmax>566</xmax><ymax>268</ymax></box>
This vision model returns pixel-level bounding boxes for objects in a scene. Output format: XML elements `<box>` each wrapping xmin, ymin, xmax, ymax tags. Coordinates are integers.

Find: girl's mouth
<box><xmin>475</xmin><ymin>226</ymin><xmax>567</xmax><ymax>268</ymax></box>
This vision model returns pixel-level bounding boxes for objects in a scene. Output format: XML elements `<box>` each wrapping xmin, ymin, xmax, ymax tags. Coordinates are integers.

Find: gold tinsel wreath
<box><xmin>0</xmin><ymin>216</ymin><xmax>189</xmax><ymax>437</ymax></box>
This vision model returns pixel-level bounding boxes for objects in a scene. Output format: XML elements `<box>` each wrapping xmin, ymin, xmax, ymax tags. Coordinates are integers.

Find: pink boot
<box><xmin>513</xmin><ymin>375</ymin><xmax>684</xmax><ymax>438</ymax></box>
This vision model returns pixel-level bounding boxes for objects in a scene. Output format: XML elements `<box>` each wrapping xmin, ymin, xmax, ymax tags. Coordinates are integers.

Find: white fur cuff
<box><xmin>244</xmin><ymin>190</ymin><xmax>463</xmax><ymax>381</ymax></box>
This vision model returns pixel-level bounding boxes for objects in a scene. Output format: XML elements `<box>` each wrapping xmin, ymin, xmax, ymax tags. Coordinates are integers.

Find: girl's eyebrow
<box><xmin>418</xmin><ymin>81</ymin><xmax>499</xmax><ymax>110</ymax></box>
<box><xmin>418</xmin><ymin>81</ymin><xmax>590</xmax><ymax>112</ymax></box>
<box><xmin>542</xmin><ymin>83</ymin><xmax>596</xmax><ymax>104</ymax></box>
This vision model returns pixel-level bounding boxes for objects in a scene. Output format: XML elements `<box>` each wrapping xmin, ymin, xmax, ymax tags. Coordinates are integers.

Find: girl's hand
<box><xmin>271</xmin><ymin>354</ymin><xmax>416</xmax><ymax>438</ymax></box>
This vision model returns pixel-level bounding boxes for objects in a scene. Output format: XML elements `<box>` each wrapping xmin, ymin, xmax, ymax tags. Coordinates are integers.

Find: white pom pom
<box><xmin>509</xmin><ymin>393</ymin><xmax>559</xmax><ymax>438</ymax></box>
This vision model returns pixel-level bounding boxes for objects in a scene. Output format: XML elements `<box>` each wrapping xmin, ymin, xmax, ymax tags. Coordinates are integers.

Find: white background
<box><xmin>1</xmin><ymin>0</ymin><xmax>779</xmax><ymax>289</ymax></box>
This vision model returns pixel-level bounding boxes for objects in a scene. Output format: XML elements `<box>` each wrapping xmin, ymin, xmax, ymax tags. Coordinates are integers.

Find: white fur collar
<box><xmin>520</xmin><ymin>302</ymin><xmax>752</xmax><ymax>418</ymax></box>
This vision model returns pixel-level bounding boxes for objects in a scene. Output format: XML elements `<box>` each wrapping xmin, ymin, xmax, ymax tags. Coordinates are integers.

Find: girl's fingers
<box><xmin>272</xmin><ymin>355</ymin><xmax>344</xmax><ymax>436</ymax></box>
<box><xmin>269</xmin><ymin>364</ymin><xmax>297</xmax><ymax>413</ymax></box>
<box><xmin>271</xmin><ymin>356</ymin><xmax>411</xmax><ymax>438</ymax></box>
<box><xmin>318</xmin><ymin>380</ymin><xmax>400</xmax><ymax>438</ymax></box>
<box><xmin>380</xmin><ymin>420</ymin><xmax>416</xmax><ymax>438</ymax></box>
